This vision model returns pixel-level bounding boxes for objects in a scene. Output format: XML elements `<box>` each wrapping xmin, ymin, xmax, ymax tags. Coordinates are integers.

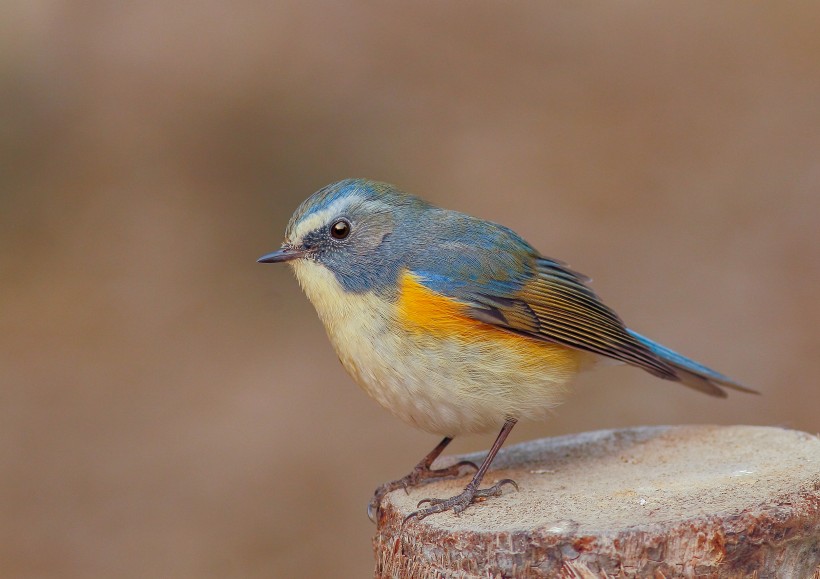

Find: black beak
<box><xmin>257</xmin><ymin>246</ymin><xmax>307</xmax><ymax>263</ymax></box>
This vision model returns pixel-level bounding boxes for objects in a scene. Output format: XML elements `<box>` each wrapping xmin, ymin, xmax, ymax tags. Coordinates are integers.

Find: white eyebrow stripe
<box><xmin>290</xmin><ymin>195</ymin><xmax>362</xmax><ymax>244</ymax></box>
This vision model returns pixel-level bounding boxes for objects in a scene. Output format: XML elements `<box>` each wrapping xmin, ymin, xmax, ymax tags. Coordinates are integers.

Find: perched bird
<box><xmin>258</xmin><ymin>179</ymin><xmax>755</xmax><ymax>523</ymax></box>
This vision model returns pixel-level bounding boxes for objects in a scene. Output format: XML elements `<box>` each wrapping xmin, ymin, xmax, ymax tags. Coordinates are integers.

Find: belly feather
<box><xmin>293</xmin><ymin>261</ymin><xmax>586</xmax><ymax>435</ymax></box>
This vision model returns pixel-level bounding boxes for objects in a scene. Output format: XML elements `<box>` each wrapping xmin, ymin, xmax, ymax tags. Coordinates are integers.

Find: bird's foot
<box><xmin>403</xmin><ymin>478</ymin><xmax>518</xmax><ymax>524</ymax></box>
<box><xmin>368</xmin><ymin>460</ymin><xmax>477</xmax><ymax>523</ymax></box>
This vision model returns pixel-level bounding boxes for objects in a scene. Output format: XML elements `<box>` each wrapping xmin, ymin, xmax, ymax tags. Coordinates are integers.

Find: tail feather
<box><xmin>627</xmin><ymin>330</ymin><xmax>758</xmax><ymax>398</ymax></box>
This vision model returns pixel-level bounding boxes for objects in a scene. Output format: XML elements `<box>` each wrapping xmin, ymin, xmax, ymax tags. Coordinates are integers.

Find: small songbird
<box><xmin>258</xmin><ymin>179</ymin><xmax>755</xmax><ymax>523</ymax></box>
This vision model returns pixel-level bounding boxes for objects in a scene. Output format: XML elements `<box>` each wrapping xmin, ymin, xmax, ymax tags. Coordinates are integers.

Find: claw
<box><xmin>496</xmin><ymin>478</ymin><xmax>519</xmax><ymax>492</ymax></box>
<box><xmin>404</xmin><ymin>477</ymin><xmax>520</xmax><ymax>522</ymax></box>
<box><xmin>371</xmin><ymin>429</ymin><xmax>517</xmax><ymax>526</ymax></box>
<box><xmin>367</xmin><ymin>501</ymin><xmax>379</xmax><ymax>524</ymax></box>
<box><xmin>399</xmin><ymin>419</ymin><xmax>520</xmax><ymax>523</ymax></box>
<box><xmin>368</xmin><ymin>454</ymin><xmax>476</xmax><ymax>524</ymax></box>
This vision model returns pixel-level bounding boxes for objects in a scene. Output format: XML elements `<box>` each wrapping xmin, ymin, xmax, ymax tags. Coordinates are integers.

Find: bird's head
<box><xmin>258</xmin><ymin>179</ymin><xmax>431</xmax><ymax>295</ymax></box>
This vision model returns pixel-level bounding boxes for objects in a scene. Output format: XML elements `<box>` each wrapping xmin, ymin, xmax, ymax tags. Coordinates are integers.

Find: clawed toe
<box><xmin>374</xmin><ymin>421</ymin><xmax>520</xmax><ymax>526</ymax></box>
<box><xmin>484</xmin><ymin>478</ymin><xmax>518</xmax><ymax>494</ymax></box>
<box><xmin>404</xmin><ymin>477</ymin><xmax>519</xmax><ymax>524</ymax></box>
<box><xmin>402</xmin><ymin>461</ymin><xmax>478</xmax><ymax>494</ymax></box>
<box><xmin>415</xmin><ymin>497</ymin><xmax>441</xmax><ymax>508</ymax></box>
<box><xmin>367</xmin><ymin>497</ymin><xmax>382</xmax><ymax>523</ymax></box>
<box><xmin>367</xmin><ymin>442</ymin><xmax>480</xmax><ymax>523</ymax></box>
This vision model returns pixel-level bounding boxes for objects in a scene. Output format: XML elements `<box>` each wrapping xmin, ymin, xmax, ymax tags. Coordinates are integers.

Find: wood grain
<box><xmin>374</xmin><ymin>425</ymin><xmax>820</xmax><ymax>578</ymax></box>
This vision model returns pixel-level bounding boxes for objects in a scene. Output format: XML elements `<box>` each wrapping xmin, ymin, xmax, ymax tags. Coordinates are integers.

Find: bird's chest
<box><xmin>292</xmin><ymin>261</ymin><xmax>437</xmax><ymax>415</ymax></box>
<box><xmin>291</xmin><ymin>261</ymin><xmax>581</xmax><ymax>435</ymax></box>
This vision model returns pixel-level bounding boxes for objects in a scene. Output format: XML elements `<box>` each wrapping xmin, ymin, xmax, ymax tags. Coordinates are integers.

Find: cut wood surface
<box><xmin>374</xmin><ymin>425</ymin><xmax>820</xmax><ymax>578</ymax></box>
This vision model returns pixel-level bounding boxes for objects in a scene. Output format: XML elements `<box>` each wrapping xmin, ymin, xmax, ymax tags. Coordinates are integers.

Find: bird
<box><xmin>258</xmin><ymin>178</ymin><xmax>755</xmax><ymax>523</ymax></box>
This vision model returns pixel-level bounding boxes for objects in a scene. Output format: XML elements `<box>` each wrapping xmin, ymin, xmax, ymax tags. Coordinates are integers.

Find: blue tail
<box><xmin>628</xmin><ymin>330</ymin><xmax>756</xmax><ymax>397</ymax></box>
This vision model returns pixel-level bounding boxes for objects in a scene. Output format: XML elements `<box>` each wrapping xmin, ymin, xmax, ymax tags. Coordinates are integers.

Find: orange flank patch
<box><xmin>396</xmin><ymin>271</ymin><xmax>583</xmax><ymax>372</ymax></box>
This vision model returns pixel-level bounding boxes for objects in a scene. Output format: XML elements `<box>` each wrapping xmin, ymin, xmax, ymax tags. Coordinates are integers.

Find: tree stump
<box><xmin>373</xmin><ymin>425</ymin><xmax>820</xmax><ymax>578</ymax></box>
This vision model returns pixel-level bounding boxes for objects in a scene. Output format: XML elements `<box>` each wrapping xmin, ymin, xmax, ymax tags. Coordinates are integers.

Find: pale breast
<box><xmin>291</xmin><ymin>260</ymin><xmax>590</xmax><ymax>435</ymax></box>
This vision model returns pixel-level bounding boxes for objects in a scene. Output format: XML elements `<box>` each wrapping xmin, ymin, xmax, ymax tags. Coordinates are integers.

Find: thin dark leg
<box><xmin>368</xmin><ymin>436</ymin><xmax>478</xmax><ymax>523</ymax></box>
<box><xmin>404</xmin><ymin>418</ymin><xmax>519</xmax><ymax>523</ymax></box>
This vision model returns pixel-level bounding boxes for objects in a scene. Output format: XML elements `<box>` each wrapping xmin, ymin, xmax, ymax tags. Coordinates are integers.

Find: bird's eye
<box><xmin>330</xmin><ymin>219</ymin><xmax>351</xmax><ymax>240</ymax></box>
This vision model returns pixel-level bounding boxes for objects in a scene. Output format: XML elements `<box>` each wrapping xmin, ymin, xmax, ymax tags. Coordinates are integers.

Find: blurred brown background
<box><xmin>2</xmin><ymin>2</ymin><xmax>819</xmax><ymax>577</ymax></box>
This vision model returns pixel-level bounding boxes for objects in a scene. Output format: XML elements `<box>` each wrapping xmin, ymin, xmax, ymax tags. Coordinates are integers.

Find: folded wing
<box><xmin>411</xmin><ymin>231</ymin><xmax>751</xmax><ymax>397</ymax></box>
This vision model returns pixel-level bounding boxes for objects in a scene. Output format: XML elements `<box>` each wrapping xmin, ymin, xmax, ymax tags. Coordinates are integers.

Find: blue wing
<box><xmin>407</xmin><ymin>213</ymin><xmax>753</xmax><ymax>397</ymax></box>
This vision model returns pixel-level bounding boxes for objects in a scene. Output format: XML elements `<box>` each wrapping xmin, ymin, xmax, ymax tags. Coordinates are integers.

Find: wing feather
<box><xmin>408</xmin><ymin>217</ymin><xmax>750</xmax><ymax>397</ymax></box>
<box><xmin>414</xmin><ymin>250</ymin><xmax>677</xmax><ymax>380</ymax></box>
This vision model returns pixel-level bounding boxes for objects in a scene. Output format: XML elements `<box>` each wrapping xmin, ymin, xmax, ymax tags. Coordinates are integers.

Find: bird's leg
<box><xmin>368</xmin><ymin>436</ymin><xmax>478</xmax><ymax>523</ymax></box>
<box><xmin>404</xmin><ymin>418</ymin><xmax>519</xmax><ymax>523</ymax></box>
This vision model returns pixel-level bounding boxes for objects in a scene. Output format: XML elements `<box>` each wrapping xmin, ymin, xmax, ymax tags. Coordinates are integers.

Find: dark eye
<box><xmin>330</xmin><ymin>219</ymin><xmax>351</xmax><ymax>240</ymax></box>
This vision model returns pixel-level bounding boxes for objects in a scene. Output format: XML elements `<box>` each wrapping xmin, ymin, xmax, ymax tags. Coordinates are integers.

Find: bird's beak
<box><xmin>257</xmin><ymin>246</ymin><xmax>307</xmax><ymax>263</ymax></box>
